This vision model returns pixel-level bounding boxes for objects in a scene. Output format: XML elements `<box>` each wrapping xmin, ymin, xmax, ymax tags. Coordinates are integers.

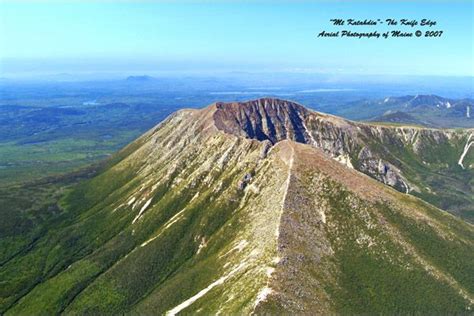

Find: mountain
<box><xmin>370</xmin><ymin>111</ymin><xmax>424</xmax><ymax>126</ymax></box>
<box><xmin>1</xmin><ymin>98</ymin><xmax>473</xmax><ymax>314</ymax></box>
<box><xmin>126</xmin><ymin>75</ymin><xmax>156</xmax><ymax>82</ymax></box>
<box><xmin>338</xmin><ymin>94</ymin><xmax>474</xmax><ymax>128</ymax></box>
<box><xmin>212</xmin><ymin>99</ymin><xmax>474</xmax><ymax>221</ymax></box>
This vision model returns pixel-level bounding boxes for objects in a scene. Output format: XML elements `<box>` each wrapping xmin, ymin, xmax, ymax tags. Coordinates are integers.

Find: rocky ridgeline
<box><xmin>212</xmin><ymin>98</ymin><xmax>473</xmax><ymax>196</ymax></box>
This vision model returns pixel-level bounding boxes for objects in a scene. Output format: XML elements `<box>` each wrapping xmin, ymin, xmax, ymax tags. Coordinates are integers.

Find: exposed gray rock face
<box><xmin>237</xmin><ymin>173</ymin><xmax>253</xmax><ymax>190</ymax></box>
<box><xmin>211</xmin><ymin>98</ymin><xmax>472</xmax><ymax>199</ymax></box>
<box><xmin>213</xmin><ymin>98</ymin><xmax>313</xmax><ymax>144</ymax></box>
<box><xmin>259</xmin><ymin>140</ymin><xmax>273</xmax><ymax>159</ymax></box>
<box><xmin>212</xmin><ymin>98</ymin><xmax>408</xmax><ymax>191</ymax></box>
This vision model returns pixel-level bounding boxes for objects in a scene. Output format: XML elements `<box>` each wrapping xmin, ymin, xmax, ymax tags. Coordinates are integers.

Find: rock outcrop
<box><xmin>211</xmin><ymin>98</ymin><xmax>473</xmax><ymax>215</ymax></box>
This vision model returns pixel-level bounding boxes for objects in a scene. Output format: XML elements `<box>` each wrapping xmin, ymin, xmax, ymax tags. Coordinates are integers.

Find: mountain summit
<box><xmin>213</xmin><ymin>98</ymin><xmax>313</xmax><ymax>144</ymax></box>
<box><xmin>210</xmin><ymin>98</ymin><xmax>473</xmax><ymax>219</ymax></box>
<box><xmin>2</xmin><ymin>98</ymin><xmax>473</xmax><ymax>314</ymax></box>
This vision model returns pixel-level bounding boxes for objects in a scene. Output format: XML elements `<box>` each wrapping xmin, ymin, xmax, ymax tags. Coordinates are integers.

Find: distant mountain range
<box><xmin>2</xmin><ymin>98</ymin><xmax>473</xmax><ymax>314</ymax></box>
<box><xmin>338</xmin><ymin>94</ymin><xmax>473</xmax><ymax>128</ymax></box>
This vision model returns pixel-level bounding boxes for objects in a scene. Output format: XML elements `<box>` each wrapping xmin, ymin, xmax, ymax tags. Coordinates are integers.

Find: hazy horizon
<box><xmin>1</xmin><ymin>1</ymin><xmax>473</xmax><ymax>79</ymax></box>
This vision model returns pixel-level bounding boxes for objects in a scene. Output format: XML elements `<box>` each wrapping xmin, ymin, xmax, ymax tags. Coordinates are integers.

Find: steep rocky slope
<box><xmin>1</xmin><ymin>98</ymin><xmax>473</xmax><ymax>314</ymax></box>
<box><xmin>213</xmin><ymin>98</ymin><xmax>473</xmax><ymax>221</ymax></box>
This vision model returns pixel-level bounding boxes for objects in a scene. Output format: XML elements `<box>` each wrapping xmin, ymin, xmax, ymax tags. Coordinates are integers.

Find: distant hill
<box><xmin>125</xmin><ymin>75</ymin><xmax>156</xmax><ymax>82</ymax></box>
<box><xmin>370</xmin><ymin>111</ymin><xmax>427</xmax><ymax>126</ymax></box>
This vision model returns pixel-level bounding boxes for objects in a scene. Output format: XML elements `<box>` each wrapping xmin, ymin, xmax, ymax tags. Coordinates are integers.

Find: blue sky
<box><xmin>0</xmin><ymin>1</ymin><xmax>472</xmax><ymax>77</ymax></box>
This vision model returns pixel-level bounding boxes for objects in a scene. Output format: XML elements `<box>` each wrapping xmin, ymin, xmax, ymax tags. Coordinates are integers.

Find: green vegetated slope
<box><xmin>255</xmin><ymin>142</ymin><xmax>473</xmax><ymax>314</ymax></box>
<box><xmin>353</xmin><ymin>125</ymin><xmax>474</xmax><ymax>222</ymax></box>
<box><xmin>1</xmin><ymin>100</ymin><xmax>473</xmax><ymax>314</ymax></box>
<box><xmin>304</xmin><ymin>114</ymin><xmax>474</xmax><ymax>222</ymax></box>
<box><xmin>2</xmin><ymin>108</ymin><xmax>287</xmax><ymax>314</ymax></box>
<box><xmin>0</xmin><ymin>165</ymin><xmax>101</xmax><ymax>310</ymax></box>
